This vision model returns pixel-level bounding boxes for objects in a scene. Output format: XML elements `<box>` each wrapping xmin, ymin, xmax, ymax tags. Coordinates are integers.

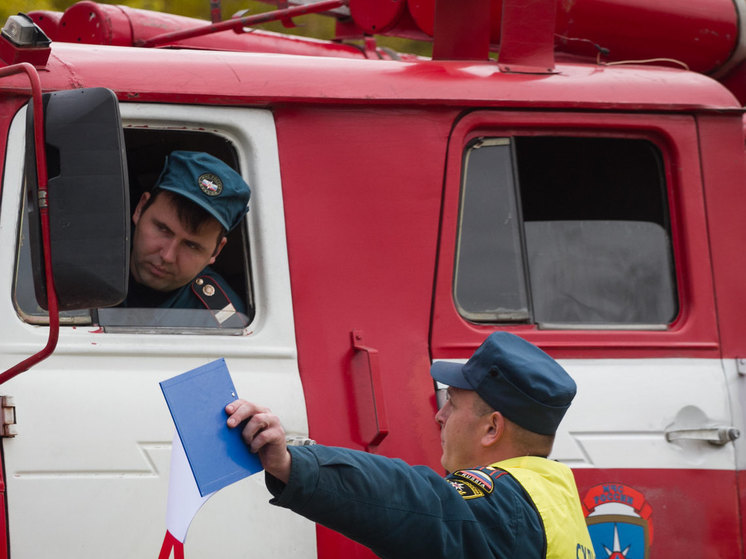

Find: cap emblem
<box><xmin>198</xmin><ymin>173</ymin><xmax>223</xmax><ymax>197</ymax></box>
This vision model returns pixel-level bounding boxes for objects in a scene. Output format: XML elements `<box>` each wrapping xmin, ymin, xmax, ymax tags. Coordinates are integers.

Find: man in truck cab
<box><xmin>121</xmin><ymin>151</ymin><xmax>251</xmax><ymax>317</ymax></box>
<box><xmin>226</xmin><ymin>332</ymin><xmax>595</xmax><ymax>558</ymax></box>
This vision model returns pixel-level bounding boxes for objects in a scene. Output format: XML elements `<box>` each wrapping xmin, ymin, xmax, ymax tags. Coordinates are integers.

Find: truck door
<box><xmin>431</xmin><ymin>110</ymin><xmax>741</xmax><ymax>558</ymax></box>
<box><xmin>0</xmin><ymin>102</ymin><xmax>315</xmax><ymax>557</ymax></box>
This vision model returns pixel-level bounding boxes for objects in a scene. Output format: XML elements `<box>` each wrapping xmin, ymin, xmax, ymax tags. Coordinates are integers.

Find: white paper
<box><xmin>165</xmin><ymin>433</ymin><xmax>215</xmax><ymax>542</ymax></box>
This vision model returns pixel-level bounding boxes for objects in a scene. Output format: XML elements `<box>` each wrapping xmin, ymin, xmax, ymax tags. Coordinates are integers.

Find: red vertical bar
<box><xmin>432</xmin><ymin>0</ymin><xmax>492</xmax><ymax>60</ymax></box>
<box><xmin>498</xmin><ymin>0</ymin><xmax>556</xmax><ymax>73</ymax></box>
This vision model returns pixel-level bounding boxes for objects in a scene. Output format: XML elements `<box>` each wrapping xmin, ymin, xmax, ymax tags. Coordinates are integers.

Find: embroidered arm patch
<box><xmin>447</xmin><ymin>467</ymin><xmax>509</xmax><ymax>500</ymax></box>
<box><xmin>447</xmin><ymin>478</ymin><xmax>485</xmax><ymax>500</ymax></box>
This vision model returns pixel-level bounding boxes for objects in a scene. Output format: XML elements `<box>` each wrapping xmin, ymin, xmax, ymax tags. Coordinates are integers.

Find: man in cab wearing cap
<box><xmin>225</xmin><ymin>332</ymin><xmax>595</xmax><ymax>559</ymax></box>
<box><xmin>122</xmin><ymin>151</ymin><xmax>251</xmax><ymax>319</ymax></box>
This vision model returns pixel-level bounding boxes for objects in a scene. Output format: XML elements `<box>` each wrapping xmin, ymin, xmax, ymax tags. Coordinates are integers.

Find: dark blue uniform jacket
<box><xmin>122</xmin><ymin>266</ymin><xmax>245</xmax><ymax>314</ymax></box>
<box><xmin>266</xmin><ymin>445</ymin><xmax>545</xmax><ymax>559</ymax></box>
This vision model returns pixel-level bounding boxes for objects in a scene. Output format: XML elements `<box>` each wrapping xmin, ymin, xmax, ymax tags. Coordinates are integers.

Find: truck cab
<box><xmin>1</xmin><ymin>0</ymin><xmax>745</xmax><ymax>557</ymax></box>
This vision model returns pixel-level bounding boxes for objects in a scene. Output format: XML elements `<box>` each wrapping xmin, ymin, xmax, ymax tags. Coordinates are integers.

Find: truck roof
<box><xmin>14</xmin><ymin>43</ymin><xmax>739</xmax><ymax>112</ymax></box>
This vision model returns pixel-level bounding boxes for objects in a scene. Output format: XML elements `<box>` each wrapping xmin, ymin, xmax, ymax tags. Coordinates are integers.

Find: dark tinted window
<box><xmin>454</xmin><ymin>136</ymin><xmax>677</xmax><ymax>327</ymax></box>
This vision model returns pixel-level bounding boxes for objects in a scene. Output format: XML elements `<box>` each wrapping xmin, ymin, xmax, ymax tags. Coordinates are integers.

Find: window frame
<box><xmin>431</xmin><ymin>110</ymin><xmax>718</xmax><ymax>359</ymax></box>
<box><xmin>454</xmin><ymin>137</ymin><xmax>531</xmax><ymax>323</ymax></box>
<box><xmin>8</xmin><ymin>102</ymin><xmax>292</xmax><ymax>342</ymax></box>
<box><xmin>13</xmin><ymin>127</ymin><xmax>254</xmax><ymax>333</ymax></box>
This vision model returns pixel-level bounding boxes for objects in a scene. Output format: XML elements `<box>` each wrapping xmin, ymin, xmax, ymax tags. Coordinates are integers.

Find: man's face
<box><xmin>130</xmin><ymin>192</ymin><xmax>226</xmax><ymax>292</ymax></box>
<box><xmin>435</xmin><ymin>387</ymin><xmax>492</xmax><ymax>473</ymax></box>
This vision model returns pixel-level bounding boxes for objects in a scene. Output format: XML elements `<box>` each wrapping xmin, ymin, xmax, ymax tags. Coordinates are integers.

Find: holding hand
<box><xmin>225</xmin><ymin>400</ymin><xmax>292</xmax><ymax>483</ymax></box>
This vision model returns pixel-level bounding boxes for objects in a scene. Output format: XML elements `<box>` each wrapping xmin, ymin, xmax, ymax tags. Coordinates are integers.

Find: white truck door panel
<box><xmin>0</xmin><ymin>104</ymin><xmax>315</xmax><ymax>558</ymax></box>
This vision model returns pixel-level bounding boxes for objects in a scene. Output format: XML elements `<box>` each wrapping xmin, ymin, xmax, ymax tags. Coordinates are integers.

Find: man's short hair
<box><xmin>143</xmin><ymin>189</ymin><xmax>227</xmax><ymax>252</ymax></box>
<box><xmin>473</xmin><ymin>394</ymin><xmax>555</xmax><ymax>457</ymax></box>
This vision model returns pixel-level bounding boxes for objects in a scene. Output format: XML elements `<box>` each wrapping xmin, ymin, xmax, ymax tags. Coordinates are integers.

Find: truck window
<box><xmin>13</xmin><ymin>128</ymin><xmax>254</xmax><ymax>332</ymax></box>
<box><xmin>454</xmin><ymin>136</ymin><xmax>677</xmax><ymax>327</ymax></box>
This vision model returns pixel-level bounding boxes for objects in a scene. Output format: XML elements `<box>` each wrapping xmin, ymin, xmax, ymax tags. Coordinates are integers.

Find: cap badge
<box><xmin>198</xmin><ymin>173</ymin><xmax>223</xmax><ymax>197</ymax></box>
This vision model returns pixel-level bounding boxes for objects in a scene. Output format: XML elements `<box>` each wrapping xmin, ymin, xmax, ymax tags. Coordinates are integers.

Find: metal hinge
<box><xmin>1</xmin><ymin>396</ymin><xmax>17</xmax><ymax>438</ymax></box>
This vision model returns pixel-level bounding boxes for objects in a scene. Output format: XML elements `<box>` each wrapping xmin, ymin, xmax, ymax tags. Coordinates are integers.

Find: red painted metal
<box><xmin>26</xmin><ymin>11</ymin><xmax>62</xmax><ymax>42</ymax></box>
<box><xmin>431</xmin><ymin>110</ymin><xmax>723</xmax><ymax>360</ymax></box>
<box><xmin>39</xmin><ymin>0</ymin><xmax>746</xmax><ymax>88</ymax></box>
<box><xmin>1</xmin><ymin>3</ymin><xmax>746</xmax><ymax>558</ymax></box>
<box><xmin>350</xmin><ymin>331</ymin><xmax>389</xmax><ymax>450</ymax></box>
<box><xmin>0</xmin><ymin>33</ymin><xmax>50</xmax><ymax>67</ymax></box>
<box><xmin>47</xmin><ymin>1</ymin><xmax>370</xmax><ymax>59</ymax></box>
<box><xmin>139</xmin><ymin>0</ymin><xmax>348</xmax><ymax>48</ymax></box>
<box><xmin>381</xmin><ymin>0</ymin><xmax>741</xmax><ymax>74</ymax></box>
<box><xmin>0</xmin><ymin>63</ymin><xmax>58</xmax><ymax>386</ymax></box>
<box><xmin>575</xmin><ymin>468</ymin><xmax>742</xmax><ymax>558</ymax></box>
<box><xmin>275</xmin><ymin>105</ymin><xmax>452</xmax><ymax>558</ymax></box>
<box><xmin>555</xmin><ymin>0</ymin><xmax>738</xmax><ymax>74</ymax></box>
<box><xmin>408</xmin><ymin>0</ymin><xmax>499</xmax><ymax>40</ymax></box>
<box><xmin>718</xmin><ymin>61</ymin><xmax>746</xmax><ymax>105</ymax></box>
<box><xmin>349</xmin><ymin>0</ymin><xmax>406</xmax><ymax>35</ymax></box>
<box><xmin>431</xmin><ymin>0</ymin><xmax>491</xmax><ymax>61</ymax></box>
<box><xmin>18</xmin><ymin>43</ymin><xmax>739</xmax><ymax>111</ymax></box>
<box><xmin>498</xmin><ymin>0</ymin><xmax>556</xmax><ymax>73</ymax></box>
<box><xmin>274</xmin><ymin>104</ymin><xmax>451</xmax><ymax>458</ymax></box>
<box><xmin>55</xmin><ymin>2</ymin><xmax>133</xmax><ymax>46</ymax></box>
<box><xmin>694</xmin><ymin>114</ymin><xmax>746</xmax><ymax>358</ymax></box>
<box><xmin>407</xmin><ymin>0</ymin><xmax>436</xmax><ymax>36</ymax></box>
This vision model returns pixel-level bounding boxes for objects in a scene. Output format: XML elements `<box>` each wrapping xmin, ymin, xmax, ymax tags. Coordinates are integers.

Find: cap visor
<box><xmin>430</xmin><ymin>361</ymin><xmax>472</xmax><ymax>389</ymax></box>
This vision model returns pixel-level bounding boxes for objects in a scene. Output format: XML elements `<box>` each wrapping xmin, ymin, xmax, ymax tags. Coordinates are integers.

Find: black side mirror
<box><xmin>25</xmin><ymin>87</ymin><xmax>130</xmax><ymax>311</ymax></box>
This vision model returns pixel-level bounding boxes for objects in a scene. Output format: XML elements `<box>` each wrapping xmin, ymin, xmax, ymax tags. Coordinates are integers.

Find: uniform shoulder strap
<box><xmin>190</xmin><ymin>275</ymin><xmax>238</xmax><ymax>325</ymax></box>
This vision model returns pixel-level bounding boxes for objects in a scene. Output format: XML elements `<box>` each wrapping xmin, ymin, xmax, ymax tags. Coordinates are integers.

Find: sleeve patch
<box><xmin>451</xmin><ymin>468</ymin><xmax>496</xmax><ymax>494</ymax></box>
<box><xmin>447</xmin><ymin>478</ymin><xmax>485</xmax><ymax>500</ymax></box>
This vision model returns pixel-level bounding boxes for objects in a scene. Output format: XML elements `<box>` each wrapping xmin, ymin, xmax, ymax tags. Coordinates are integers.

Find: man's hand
<box><xmin>225</xmin><ymin>400</ymin><xmax>292</xmax><ymax>484</ymax></box>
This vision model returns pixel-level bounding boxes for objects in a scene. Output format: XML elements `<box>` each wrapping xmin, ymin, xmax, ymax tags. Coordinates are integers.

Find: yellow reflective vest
<box><xmin>492</xmin><ymin>456</ymin><xmax>595</xmax><ymax>559</ymax></box>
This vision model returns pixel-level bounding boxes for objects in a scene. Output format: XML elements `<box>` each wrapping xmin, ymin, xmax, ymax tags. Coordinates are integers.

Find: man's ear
<box><xmin>209</xmin><ymin>236</ymin><xmax>228</xmax><ymax>265</ymax></box>
<box><xmin>481</xmin><ymin>411</ymin><xmax>505</xmax><ymax>448</ymax></box>
<box><xmin>132</xmin><ymin>192</ymin><xmax>151</xmax><ymax>226</ymax></box>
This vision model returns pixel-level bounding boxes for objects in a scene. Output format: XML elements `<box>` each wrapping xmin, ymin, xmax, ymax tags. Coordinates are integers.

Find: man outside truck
<box><xmin>226</xmin><ymin>331</ymin><xmax>595</xmax><ymax>558</ymax></box>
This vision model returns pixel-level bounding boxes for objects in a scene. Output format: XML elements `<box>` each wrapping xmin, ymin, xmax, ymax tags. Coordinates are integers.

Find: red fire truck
<box><xmin>1</xmin><ymin>0</ymin><xmax>745</xmax><ymax>557</ymax></box>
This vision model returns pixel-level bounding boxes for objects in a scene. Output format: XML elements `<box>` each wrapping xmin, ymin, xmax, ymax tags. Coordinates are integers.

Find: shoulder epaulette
<box><xmin>190</xmin><ymin>275</ymin><xmax>238</xmax><ymax>325</ymax></box>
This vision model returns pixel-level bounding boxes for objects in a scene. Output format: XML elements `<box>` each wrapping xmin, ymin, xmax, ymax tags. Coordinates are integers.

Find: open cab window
<box><xmin>14</xmin><ymin>128</ymin><xmax>254</xmax><ymax>333</ymax></box>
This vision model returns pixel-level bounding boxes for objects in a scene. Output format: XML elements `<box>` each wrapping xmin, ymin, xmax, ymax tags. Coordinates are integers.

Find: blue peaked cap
<box><xmin>430</xmin><ymin>332</ymin><xmax>576</xmax><ymax>435</ymax></box>
<box><xmin>155</xmin><ymin>151</ymin><xmax>251</xmax><ymax>232</ymax></box>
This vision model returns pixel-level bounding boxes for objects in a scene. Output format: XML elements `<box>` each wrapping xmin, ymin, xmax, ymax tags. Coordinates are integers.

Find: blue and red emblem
<box><xmin>198</xmin><ymin>173</ymin><xmax>223</xmax><ymax>197</ymax></box>
<box><xmin>582</xmin><ymin>484</ymin><xmax>653</xmax><ymax>559</ymax></box>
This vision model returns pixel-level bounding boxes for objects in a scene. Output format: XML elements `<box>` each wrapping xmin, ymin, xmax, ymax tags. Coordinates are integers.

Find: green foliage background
<box><xmin>1</xmin><ymin>0</ymin><xmax>432</xmax><ymax>56</ymax></box>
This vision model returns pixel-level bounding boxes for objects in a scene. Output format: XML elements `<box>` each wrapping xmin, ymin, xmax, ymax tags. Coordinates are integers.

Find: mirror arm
<box><xmin>0</xmin><ymin>62</ymin><xmax>59</xmax><ymax>385</ymax></box>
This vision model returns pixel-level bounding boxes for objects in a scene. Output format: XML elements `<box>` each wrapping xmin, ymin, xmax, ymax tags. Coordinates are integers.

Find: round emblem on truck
<box><xmin>198</xmin><ymin>173</ymin><xmax>223</xmax><ymax>196</ymax></box>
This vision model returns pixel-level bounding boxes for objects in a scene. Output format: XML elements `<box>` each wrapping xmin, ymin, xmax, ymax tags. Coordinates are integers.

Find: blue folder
<box><xmin>160</xmin><ymin>358</ymin><xmax>262</xmax><ymax>496</ymax></box>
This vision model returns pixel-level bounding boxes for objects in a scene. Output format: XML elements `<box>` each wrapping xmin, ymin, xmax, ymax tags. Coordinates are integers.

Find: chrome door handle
<box><xmin>665</xmin><ymin>426</ymin><xmax>740</xmax><ymax>445</ymax></box>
